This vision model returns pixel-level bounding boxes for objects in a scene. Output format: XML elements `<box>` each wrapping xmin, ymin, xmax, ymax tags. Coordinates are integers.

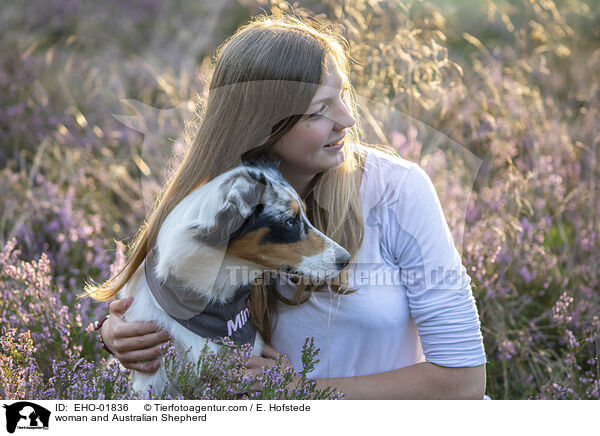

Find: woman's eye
<box><xmin>307</xmin><ymin>86</ymin><xmax>350</xmax><ymax>119</ymax></box>
<box><xmin>309</xmin><ymin>104</ymin><xmax>327</xmax><ymax>118</ymax></box>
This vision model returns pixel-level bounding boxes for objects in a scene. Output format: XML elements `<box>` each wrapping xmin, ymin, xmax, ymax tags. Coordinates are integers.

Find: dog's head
<box><xmin>159</xmin><ymin>158</ymin><xmax>351</xmax><ymax>283</ymax></box>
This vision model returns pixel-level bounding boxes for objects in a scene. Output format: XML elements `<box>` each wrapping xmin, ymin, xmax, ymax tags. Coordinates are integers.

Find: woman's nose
<box><xmin>341</xmin><ymin>111</ymin><xmax>356</xmax><ymax>129</ymax></box>
<box><xmin>335</xmin><ymin>102</ymin><xmax>355</xmax><ymax>129</ymax></box>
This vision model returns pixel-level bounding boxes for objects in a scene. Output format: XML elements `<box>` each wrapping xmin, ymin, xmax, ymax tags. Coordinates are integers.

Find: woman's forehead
<box><xmin>309</xmin><ymin>58</ymin><xmax>347</xmax><ymax>105</ymax></box>
<box><xmin>322</xmin><ymin>56</ymin><xmax>345</xmax><ymax>89</ymax></box>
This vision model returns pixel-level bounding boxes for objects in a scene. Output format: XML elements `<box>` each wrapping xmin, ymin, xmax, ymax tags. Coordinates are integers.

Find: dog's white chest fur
<box><xmin>121</xmin><ymin>262</ymin><xmax>263</xmax><ymax>395</ymax></box>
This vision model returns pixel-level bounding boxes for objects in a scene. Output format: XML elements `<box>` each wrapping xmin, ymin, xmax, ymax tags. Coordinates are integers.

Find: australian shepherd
<box><xmin>119</xmin><ymin>159</ymin><xmax>351</xmax><ymax>394</ymax></box>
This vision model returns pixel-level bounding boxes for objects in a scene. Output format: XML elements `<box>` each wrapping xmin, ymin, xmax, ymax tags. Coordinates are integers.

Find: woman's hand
<box><xmin>100</xmin><ymin>297</ymin><xmax>171</xmax><ymax>373</ymax></box>
<box><xmin>245</xmin><ymin>343</ymin><xmax>299</xmax><ymax>391</ymax></box>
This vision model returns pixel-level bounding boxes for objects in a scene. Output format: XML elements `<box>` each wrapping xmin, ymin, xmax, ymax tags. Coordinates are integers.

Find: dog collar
<box><xmin>144</xmin><ymin>248</ymin><xmax>257</xmax><ymax>346</ymax></box>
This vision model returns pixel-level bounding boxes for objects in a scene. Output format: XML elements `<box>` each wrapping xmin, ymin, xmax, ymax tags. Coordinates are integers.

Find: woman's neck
<box><xmin>278</xmin><ymin>164</ymin><xmax>318</xmax><ymax>199</ymax></box>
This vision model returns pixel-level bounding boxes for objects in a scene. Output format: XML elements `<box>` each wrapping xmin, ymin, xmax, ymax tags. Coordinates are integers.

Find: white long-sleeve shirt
<box><xmin>270</xmin><ymin>144</ymin><xmax>487</xmax><ymax>379</ymax></box>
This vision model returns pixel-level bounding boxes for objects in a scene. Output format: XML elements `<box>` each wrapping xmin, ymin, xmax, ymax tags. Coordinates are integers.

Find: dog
<box><xmin>119</xmin><ymin>158</ymin><xmax>351</xmax><ymax>394</ymax></box>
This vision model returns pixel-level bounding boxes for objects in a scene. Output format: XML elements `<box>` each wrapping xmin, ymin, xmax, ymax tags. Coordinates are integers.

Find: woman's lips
<box><xmin>324</xmin><ymin>139</ymin><xmax>344</xmax><ymax>150</ymax></box>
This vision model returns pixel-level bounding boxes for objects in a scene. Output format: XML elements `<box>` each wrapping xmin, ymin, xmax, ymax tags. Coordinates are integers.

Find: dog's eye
<box><xmin>285</xmin><ymin>217</ymin><xmax>296</xmax><ymax>228</ymax></box>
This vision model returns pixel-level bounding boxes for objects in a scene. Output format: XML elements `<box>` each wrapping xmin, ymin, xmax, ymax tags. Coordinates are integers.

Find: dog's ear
<box><xmin>192</xmin><ymin>171</ymin><xmax>267</xmax><ymax>247</ymax></box>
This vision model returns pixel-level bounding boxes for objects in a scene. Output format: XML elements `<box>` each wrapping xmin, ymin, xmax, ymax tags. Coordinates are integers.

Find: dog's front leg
<box><xmin>131</xmin><ymin>366</ymin><xmax>169</xmax><ymax>397</ymax></box>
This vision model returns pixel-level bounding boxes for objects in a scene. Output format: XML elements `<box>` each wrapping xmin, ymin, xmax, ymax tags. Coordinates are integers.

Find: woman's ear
<box><xmin>190</xmin><ymin>172</ymin><xmax>267</xmax><ymax>247</ymax></box>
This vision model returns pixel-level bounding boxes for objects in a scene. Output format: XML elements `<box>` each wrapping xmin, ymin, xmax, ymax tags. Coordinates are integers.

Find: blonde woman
<box><xmin>87</xmin><ymin>14</ymin><xmax>487</xmax><ymax>399</ymax></box>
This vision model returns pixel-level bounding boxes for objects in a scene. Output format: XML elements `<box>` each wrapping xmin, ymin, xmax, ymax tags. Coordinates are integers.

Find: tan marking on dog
<box><xmin>288</xmin><ymin>200</ymin><xmax>300</xmax><ymax>216</ymax></box>
<box><xmin>228</xmin><ymin>227</ymin><xmax>326</xmax><ymax>269</ymax></box>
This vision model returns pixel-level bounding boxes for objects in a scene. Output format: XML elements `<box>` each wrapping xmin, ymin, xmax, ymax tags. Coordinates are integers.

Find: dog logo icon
<box><xmin>2</xmin><ymin>402</ymin><xmax>50</xmax><ymax>433</ymax></box>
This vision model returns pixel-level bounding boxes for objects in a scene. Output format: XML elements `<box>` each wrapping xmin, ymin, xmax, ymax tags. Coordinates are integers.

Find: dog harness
<box><xmin>144</xmin><ymin>248</ymin><xmax>257</xmax><ymax>346</ymax></box>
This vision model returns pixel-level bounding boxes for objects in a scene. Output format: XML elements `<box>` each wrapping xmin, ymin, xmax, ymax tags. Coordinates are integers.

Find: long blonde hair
<box><xmin>85</xmin><ymin>13</ymin><xmax>368</xmax><ymax>342</ymax></box>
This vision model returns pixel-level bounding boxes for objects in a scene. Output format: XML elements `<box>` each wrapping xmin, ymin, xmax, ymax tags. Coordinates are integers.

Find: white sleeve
<box><xmin>388</xmin><ymin>165</ymin><xmax>486</xmax><ymax>367</ymax></box>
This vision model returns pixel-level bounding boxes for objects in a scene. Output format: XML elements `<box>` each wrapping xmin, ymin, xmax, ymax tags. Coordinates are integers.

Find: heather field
<box><xmin>1</xmin><ymin>0</ymin><xmax>598</xmax><ymax>400</ymax></box>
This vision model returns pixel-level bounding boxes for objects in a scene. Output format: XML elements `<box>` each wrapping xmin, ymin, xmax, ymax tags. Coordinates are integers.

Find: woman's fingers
<box><xmin>116</xmin><ymin>341</ymin><xmax>167</xmax><ymax>365</ymax></box>
<box><xmin>110</xmin><ymin>331</ymin><xmax>168</xmax><ymax>374</ymax></box>
<box><xmin>114</xmin><ymin>318</ymin><xmax>169</xmax><ymax>339</ymax></box>
<box><xmin>245</xmin><ymin>351</ymin><xmax>292</xmax><ymax>375</ymax></box>
<box><xmin>260</xmin><ymin>343</ymin><xmax>281</xmax><ymax>359</ymax></box>
<box><xmin>100</xmin><ymin>297</ymin><xmax>171</xmax><ymax>373</ymax></box>
<box><xmin>245</xmin><ymin>356</ymin><xmax>273</xmax><ymax>380</ymax></box>
<box><xmin>110</xmin><ymin>330</ymin><xmax>170</xmax><ymax>356</ymax></box>
<box><xmin>108</xmin><ymin>298</ymin><xmax>168</xmax><ymax>339</ymax></box>
<box><xmin>108</xmin><ymin>297</ymin><xmax>133</xmax><ymax>317</ymax></box>
<box><xmin>247</xmin><ymin>356</ymin><xmax>275</xmax><ymax>370</ymax></box>
<box><xmin>245</xmin><ymin>353</ymin><xmax>299</xmax><ymax>394</ymax></box>
<box><xmin>259</xmin><ymin>343</ymin><xmax>292</xmax><ymax>368</ymax></box>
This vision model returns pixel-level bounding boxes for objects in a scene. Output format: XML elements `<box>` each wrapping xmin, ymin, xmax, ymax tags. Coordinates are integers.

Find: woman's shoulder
<box><xmin>353</xmin><ymin>143</ymin><xmax>422</xmax><ymax>192</ymax></box>
<box><xmin>355</xmin><ymin>143</ymin><xmax>417</xmax><ymax>168</ymax></box>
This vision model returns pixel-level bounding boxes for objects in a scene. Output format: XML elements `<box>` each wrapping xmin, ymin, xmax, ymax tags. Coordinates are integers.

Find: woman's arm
<box><xmin>312</xmin><ymin>362</ymin><xmax>486</xmax><ymax>400</ymax></box>
<box><xmin>99</xmin><ymin>297</ymin><xmax>171</xmax><ymax>373</ymax></box>
<box><xmin>249</xmin><ymin>344</ymin><xmax>485</xmax><ymax>400</ymax></box>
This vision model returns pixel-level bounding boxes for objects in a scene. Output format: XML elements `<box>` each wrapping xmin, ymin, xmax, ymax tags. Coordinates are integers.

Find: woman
<box><xmin>88</xmin><ymin>14</ymin><xmax>487</xmax><ymax>399</ymax></box>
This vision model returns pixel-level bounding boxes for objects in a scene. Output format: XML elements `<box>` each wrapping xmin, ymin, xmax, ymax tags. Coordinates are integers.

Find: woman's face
<box><xmin>271</xmin><ymin>56</ymin><xmax>356</xmax><ymax>189</ymax></box>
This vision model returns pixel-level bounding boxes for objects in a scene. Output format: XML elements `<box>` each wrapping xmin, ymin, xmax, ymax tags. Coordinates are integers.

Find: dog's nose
<box><xmin>335</xmin><ymin>256</ymin><xmax>350</xmax><ymax>270</ymax></box>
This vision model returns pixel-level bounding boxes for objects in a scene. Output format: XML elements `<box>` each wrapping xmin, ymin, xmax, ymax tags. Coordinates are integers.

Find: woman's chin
<box><xmin>317</xmin><ymin>148</ymin><xmax>345</xmax><ymax>171</ymax></box>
